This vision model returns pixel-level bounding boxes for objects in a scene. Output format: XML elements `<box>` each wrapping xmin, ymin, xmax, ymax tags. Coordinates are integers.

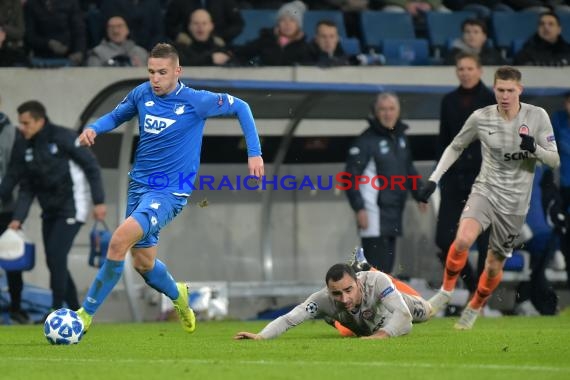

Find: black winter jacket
<box><xmin>0</xmin><ymin>121</ymin><xmax>104</xmax><ymax>222</ymax></box>
<box><xmin>344</xmin><ymin>119</ymin><xmax>422</xmax><ymax>237</ymax></box>
<box><xmin>438</xmin><ymin>80</ymin><xmax>495</xmax><ymax>197</ymax></box>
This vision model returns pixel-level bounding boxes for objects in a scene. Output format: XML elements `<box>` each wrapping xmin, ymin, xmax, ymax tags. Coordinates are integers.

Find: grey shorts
<box><xmin>460</xmin><ymin>193</ymin><xmax>526</xmax><ymax>258</ymax></box>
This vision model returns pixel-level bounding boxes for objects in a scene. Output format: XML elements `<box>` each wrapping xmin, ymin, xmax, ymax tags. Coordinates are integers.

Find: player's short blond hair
<box><xmin>494</xmin><ymin>66</ymin><xmax>522</xmax><ymax>84</ymax></box>
<box><xmin>150</xmin><ymin>43</ymin><xmax>179</xmax><ymax>62</ymax></box>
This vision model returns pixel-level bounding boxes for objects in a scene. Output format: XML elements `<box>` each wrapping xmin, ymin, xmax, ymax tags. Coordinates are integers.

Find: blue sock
<box><xmin>141</xmin><ymin>259</ymin><xmax>179</xmax><ymax>300</ymax></box>
<box><xmin>82</xmin><ymin>259</ymin><xmax>125</xmax><ymax>315</ymax></box>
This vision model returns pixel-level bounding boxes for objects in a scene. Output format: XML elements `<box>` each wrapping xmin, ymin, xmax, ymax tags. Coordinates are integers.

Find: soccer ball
<box><xmin>44</xmin><ymin>308</ymin><xmax>84</xmax><ymax>345</ymax></box>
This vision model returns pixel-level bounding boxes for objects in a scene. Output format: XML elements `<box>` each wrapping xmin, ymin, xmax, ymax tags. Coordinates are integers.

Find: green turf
<box><xmin>1</xmin><ymin>315</ymin><xmax>569</xmax><ymax>380</ymax></box>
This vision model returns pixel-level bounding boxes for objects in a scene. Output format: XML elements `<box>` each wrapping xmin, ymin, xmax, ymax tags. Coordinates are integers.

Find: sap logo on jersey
<box><xmin>143</xmin><ymin>114</ymin><xmax>176</xmax><ymax>134</ymax></box>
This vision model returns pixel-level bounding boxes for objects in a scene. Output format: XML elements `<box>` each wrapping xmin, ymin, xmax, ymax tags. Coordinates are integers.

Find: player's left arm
<box><xmin>366</xmin><ymin>275</ymin><xmax>413</xmax><ymax>339</ymax></box>
<box><xmin>532</xmin><ymin>108</ymin><xmax>560</xmax><ymax>169</ymax></box>
<box><xmin>197</xmin><ymin>92</ymin><xmax>263</xmax><ymax>177</ymax></box>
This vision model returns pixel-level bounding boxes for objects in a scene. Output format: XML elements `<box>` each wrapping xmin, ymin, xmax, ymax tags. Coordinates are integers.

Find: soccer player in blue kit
<box><xmin>76</xmin><ymin>43</ymin><xmax>264</xmax><ymax>333</ymax></box>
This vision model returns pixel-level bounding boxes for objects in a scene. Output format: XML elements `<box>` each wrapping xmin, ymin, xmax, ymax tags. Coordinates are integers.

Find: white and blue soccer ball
<box><xmin>44</xmin><ymin>308</ymin><xmax>84</xmax><ymax>345</ymax></box>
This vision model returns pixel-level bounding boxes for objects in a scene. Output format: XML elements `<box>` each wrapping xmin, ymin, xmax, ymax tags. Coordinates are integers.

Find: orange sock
<box><xmin>442</xmin><ymin>242</ymin><xmax>469</xmax><ymax>292</ymax></box>
<box><xmin>333</xmin><ymin>320</ymin><xmax>355</xmax><ymax>337</ymax></box>
<box><xmin>469</xmin><ymin>270</ymin><xmax>503</xmax><ymax>309</ymax></box>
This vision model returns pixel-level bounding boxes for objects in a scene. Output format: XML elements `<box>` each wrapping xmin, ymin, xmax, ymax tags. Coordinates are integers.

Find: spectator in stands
<box><xmin>442</xmin><ymin>1</ymin><xmax>513</xmax><ymax>20</ymax></box>
<box><xmin>514</xmin><ymin>11</ymin><xmax>570</xmax><ymax>66</ymax></box>
<box><xmin>0</xmin><ymin>96</ymin><xmax>28</xmax><ymax>324</ymax></box>
<box><xmin>343</xmin><ymin>92</ymin><xmax>427</xmax><ymax>274</ymax></box>
<box><xmin>24</xmin><ymin>0</ymin><xmax>86</xmax><ymax>66</ymax></box>
<box><xmin>0</xmin><ymin>101</ymin><xmax>107</xmax><ymax>321</ymax></box>
<box><xmin>380</xmin><ymin>0</ymin><xmax>450</xmax><ymax>16</ymax></box>
<box><xmin>308</xmin><ymin>20</ymin><xmax>351</xmax><ymax>67</ymax></box>
<box><xmin>0</xmin><ymin>0</ymin><xmax>27</xmax><ymax>66</ymax></box>
<box><xmin>443</xmin><ymin>19</ymin><xmax>506</xmax><ymax>66</ymax></box>
<box><xmin>552</xmin><ymin>91</ymin><xmax>570</xmax><ymax>290</ymax></box>
<box><xmin>164</xmin><ymin>0</ymin><xmax>244</xmax><ymax>47</ymax></box>
<box><xmin>87</xmin><ymin>16</ymin><xmax>148</xmax><ymax>67</ymax></box>
<box><xmin>174</xmin><ymin>9</ymin><xmax>231</xmax><ymax>66</ymax></box>
<box><xmin>100</xmin><ymin>0</ymin><xmax>163</xmax><ymax>51</ymax></box>
<box><xmin>436</xmin><ymin>52</ymin><xmax>494</xmax><ymax>302</ymax></box>
<box><xmin>503</xmin><ymin>0</ymin><xmax>570</xmax><ymax>13</ymax></box>
<box><xmin>231</xmin><ymin>0</ymin><xmax>312</xmax><ymax>66</ymax></box>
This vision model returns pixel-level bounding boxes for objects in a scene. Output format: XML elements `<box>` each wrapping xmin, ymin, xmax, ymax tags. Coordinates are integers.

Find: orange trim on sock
<box><xmin>442</xmin><ymin>241</ymin><xmax>469</xmax><ymax>292</ymax></box>
<box><xmin>469</xmin><ymin>270</ymin><xmax>503</xmax><ymax>309</ymax></box>
<box><xmin>333</xmin><ymin>320</ymin><xmax>355</xmax><ymax>337</ymax></box>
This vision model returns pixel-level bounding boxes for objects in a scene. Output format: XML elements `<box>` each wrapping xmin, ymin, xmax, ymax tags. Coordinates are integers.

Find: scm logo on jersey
<box><xmin>143</xmin><ymin>114</ymin><xmax>176</xmax><ymax>134</ymax></box>
<box><xmin>504</xmin><ymin>151</ymin><xmax>530</xmax><ymax>161</ymax></box>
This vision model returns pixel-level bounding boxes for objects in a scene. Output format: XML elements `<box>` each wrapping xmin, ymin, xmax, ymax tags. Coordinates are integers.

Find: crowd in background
<box><xmin>1</xmin><ymin>0</ymin><xmax>570</xmax><ymax>68</ymax></box>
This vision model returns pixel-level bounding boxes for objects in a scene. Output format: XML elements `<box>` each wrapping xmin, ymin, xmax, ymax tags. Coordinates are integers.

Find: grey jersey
<box><xmin>431</xmin><ymin>103</ymin><xmax>559</xmax><ymax>215</ymax></box>
<box><xmin>259</xmin><ymin>271</ymin><xmax>429</xmax><ymax>339</ymax></box>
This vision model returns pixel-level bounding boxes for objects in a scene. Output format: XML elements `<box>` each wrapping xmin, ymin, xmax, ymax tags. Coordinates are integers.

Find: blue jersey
<box><xmin>89</xmin><ymin>81</ymin><xmax>261</xmax><ymax>195</ymax></box>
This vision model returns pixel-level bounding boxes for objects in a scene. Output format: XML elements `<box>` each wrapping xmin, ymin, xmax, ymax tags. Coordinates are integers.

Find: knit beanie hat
<box><xmin>276</xmin><ymin>0</ymin><xmax>307</xmax><ymax>28</ymax></box>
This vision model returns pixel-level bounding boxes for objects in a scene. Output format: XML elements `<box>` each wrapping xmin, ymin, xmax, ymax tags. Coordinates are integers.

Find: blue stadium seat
<box><xmin>86</xmin><ymin>7</ymin><xmax>105</xmax><ymax>49</ymax></box>
<box><xmin>341</xmin><ymin>37</ymin><xmax>361</xmax><ymax>56</ymax></box>
<box><xmin>359</xmin><ymin>11</ymin><xmax>415</xmax><ymax>50</ymax></box>
<box><xmin>512</xmin><ymin>38</ymin><xmax>526</xmax><ymax>56</ymax></box>
<box><xmin>29</xmin><ymin>58</ymin><xmax>72</xmax><ymax>68</ymax></box>
<box><xmin>303</xmin><ymin>10</ymin><xmax>347</xmax><ymax>41</ymax></box>
<box><xmin>425</xmin><ymin>11</ymin><xmax>476</xmax><ymax>55</ymax></box>
<box><xmin>491</xmin><ymin>11</ymin><xmax>539</xmax><ymax>55</ymax></box>
<box><xmin>556</xmin><ymin>11</ymin><xmax>570</xmax><ymax>43</ymax></box>
<box><xmin>382</xmin><ymin>38</ymin><xmax>430</xmax><ymax>66</ymax></box>
<box><xmin>232</xmin><ymin>9</ymin><xmax>277</xmax><ymax>46</ymax></box>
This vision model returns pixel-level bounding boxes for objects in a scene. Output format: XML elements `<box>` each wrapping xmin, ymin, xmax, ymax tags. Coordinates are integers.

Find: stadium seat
<box><xmin>303</xmin><ymin>10</ymin><xmax>347</xmax><ymax>41</ymax></box>
<box><xmin>511</xmin><ymin>38</ymin><xmax>526</xmax><ymax>56</ymax></box>
<box><xmin>232</xmin><ymin>9</ymin><xmax>277</xmax><ymax>46</ymax></box>
<box><xmin>340</xmin><ymin>37</ymin><xmax>361</xmax><ymax>56</ymax></box>
<box><xmin>382</xmin><ymin>38</ymin><xmax>430</xmax><ymax>66</ymax></box>
<box><xmin>556</xmin><ymin>11</ymin><xmax>570</xmax><ymax>43</ymax></box>
<box><xmin>425</xmin><ymin>11</ymin><xmax>476</xmax><ymax>57</ymax></box>
<box><xmin>86</xmin><ymin>7</ymin><xmax>105</xmax><ymax>49</ymax></box>
<box><xmin>359</xmin><ymin>11</ymin><xmax>415</xmax><ymax>50</ymax></box>
<box><xmin>491</xmin><ymin>11</ymin><xmax>539</xmax><ymax>56</ymax></box>
<box><xmin>29</xmin><ymin>58</ymin><xmax>72</xmax><ymax>68</ymax></box>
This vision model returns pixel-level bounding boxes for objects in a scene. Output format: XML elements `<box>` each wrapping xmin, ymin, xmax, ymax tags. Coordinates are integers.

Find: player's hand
<box><xmin>519</xmin><ymin>134</ymin><xmax>537</xmax><ymax>153</ymax></box>
<box><xmin>362</xmin><ymin>330</ymin><xmax>390</xmax><ymax>340</ymax></box>
<box><xmin>417</xmin><ymin>180</ymin><xmax>437</xmax><ymax>203</ymax></box>
<box><xmin>234</xmin><ymin>331</ymin><xmax>263</xmax><ymax>340</ymax></box>
<box><xmin>79</xmin><ymin>128</ymin><xmax>97</xmax><ymax>146</ymax></box>
<box><xmin>93</xmin><ymin>204</ymin><xmax>107</xmax><ymax>221</ymax></box>
<box><xmin>248</xmin><ymin>156</ymin><xmax>264</xmax><ymax>179</ymax></box>
<box><xmin>356</xmin><ymin>209</ymin><xmax>368</xmax><ymax>229</ymax></box>
<box><xmin>8</xmin><ymin>220</ymin><xmax>21</xmax><ymax>230</ymax></box>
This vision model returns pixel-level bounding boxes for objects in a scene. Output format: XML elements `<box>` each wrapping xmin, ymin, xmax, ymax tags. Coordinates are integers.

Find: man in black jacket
<box><xmin>514</xmin><ymin>11</ymin><xmax>570</xmax><ymax>67</ymax></box>
<box><xmin>435</xmin><ymin>52</ymin><xmax>495</xmax><ymax>300</ymax></box>
<box><xmin>344</xmin><ymin>92</ymin><xmax>426</xmax><ymax>273</ymax></box>
<box><xmin>0</xmin><ymin>100</ymin><xmax>106</xmax><ymax>318</ymax></box>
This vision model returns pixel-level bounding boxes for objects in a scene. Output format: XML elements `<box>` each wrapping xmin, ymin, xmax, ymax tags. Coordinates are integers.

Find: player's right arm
<box><xmin>79</xmin><ymin>89</ymin><xmax>140</xmax><ymax>146</ymax></box>
<box><xmin>429</xmin><ymin>111</ymin><xmax>479</xmax><ymax>183</ymax></box>
<box><xmin>234</xmin><ymin>290</ymin><xmax>326</xmax><ymax>340</ymax></box>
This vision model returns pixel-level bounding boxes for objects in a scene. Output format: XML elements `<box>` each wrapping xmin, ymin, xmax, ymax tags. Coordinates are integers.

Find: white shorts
<box><xmin>460</xmin><ymin>193</ymin><xmax>526</xmax><ymax>258</ymax></box>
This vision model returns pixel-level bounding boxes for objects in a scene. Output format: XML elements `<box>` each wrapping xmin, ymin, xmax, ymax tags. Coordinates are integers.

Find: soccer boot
<box><xmin>428</xmin><ymin>289</ymin><xmax>452</xmax><ymax>317</ymax></box>
<box><xmin>454</xmin><ymin>306</ymin><xmax>480</xmax><ymax>330</ymax></box>
<box><xmin>76</xmin><ymin>307</ymin><xmax>93</xmax><ymax>332</ymax></box>
<box><xmin>349</xmin><ymin>246</ymin><xmax>371</xmax><ymax>272</ymax></box>
<box><xmin>173</xmin><ymin>282</ymin><xmax>196</xmax><ymax>333</ymax></box>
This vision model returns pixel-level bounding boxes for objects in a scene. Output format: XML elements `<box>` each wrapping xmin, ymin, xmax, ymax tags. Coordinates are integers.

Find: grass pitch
<box><xmin>1</xmin><ymin>314</ymin><xmax>569</xmax><ymax>380</ymax></box>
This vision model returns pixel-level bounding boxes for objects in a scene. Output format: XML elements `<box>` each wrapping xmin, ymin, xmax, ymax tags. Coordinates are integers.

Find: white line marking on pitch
<box><xmin>2</xmin><ymin>357</ymin><xmax>569</xmax><ymax>372</ymax></box>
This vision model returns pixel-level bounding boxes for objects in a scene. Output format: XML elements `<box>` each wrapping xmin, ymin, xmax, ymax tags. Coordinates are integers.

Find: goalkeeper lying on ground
<box><xmin>234</xmin><ymin>256</ymin><xmax>432</xmax><ymax>340</ymax></box>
